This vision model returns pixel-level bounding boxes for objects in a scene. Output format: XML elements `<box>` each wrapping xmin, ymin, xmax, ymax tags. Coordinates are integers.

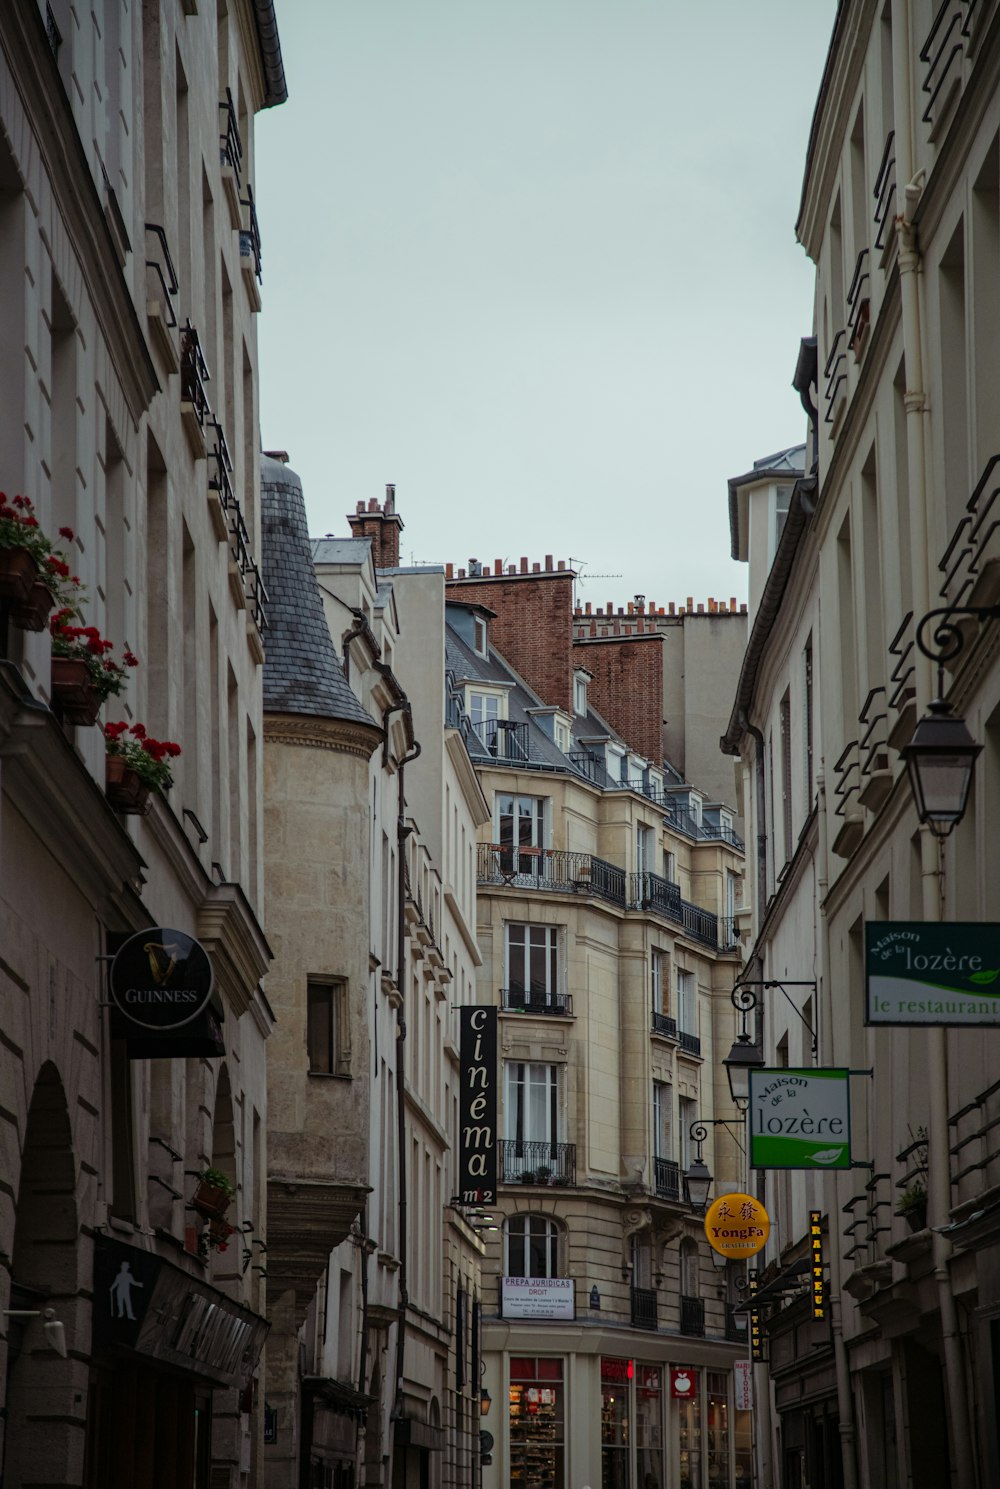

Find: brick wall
<box><xmin>346</xmin><ymin>485</ymin><xmax>403</xmax><ymax>568</ymax></box>
<box><xmin>573</xmin><ymin>633</ymin><xmax>664</xmax><ymax>764</ymax></box>
<box><xmin>445</xmin><ymin>557</ymin><xmax>574</xmax><ymax>711</ymax></box>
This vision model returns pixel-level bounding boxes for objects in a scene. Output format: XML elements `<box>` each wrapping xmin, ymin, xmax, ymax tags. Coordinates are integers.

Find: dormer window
<box><xmin>473</xmin><ymin>615</ymin><xmax>488</xmax><ymax>657</ymax></box>
<box><xmin>771</xmin><ymin>484</ymin><xmax>794</xmax><ymax>561</ymax></box>
<box><xmin>573</xmin><ymin>669</ymin><xmax>590</xmax><ymax>716</ymax></box>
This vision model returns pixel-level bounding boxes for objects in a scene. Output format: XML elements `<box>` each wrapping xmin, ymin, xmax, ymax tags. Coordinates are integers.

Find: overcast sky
<box><xmin>255</xmin><ymin>2</ymin><xmax>836</xmax><ymax>609</ymax></box>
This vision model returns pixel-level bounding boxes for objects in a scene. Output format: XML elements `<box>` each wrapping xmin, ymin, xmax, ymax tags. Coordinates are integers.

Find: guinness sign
<box><xmin>110</xmin><ymin>927</ymin><xmax>214</xmax><ymax>1031</ymax></box>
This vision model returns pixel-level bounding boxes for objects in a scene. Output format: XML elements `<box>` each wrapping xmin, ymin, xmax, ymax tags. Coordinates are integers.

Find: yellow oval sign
<box><xmin>704</xmin><ymin>1192</ymin><xmax>770</xmax><ymax>1259</ymax></box>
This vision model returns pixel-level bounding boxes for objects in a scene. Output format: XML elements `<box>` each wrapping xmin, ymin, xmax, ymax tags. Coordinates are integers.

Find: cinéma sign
<box><xmin>458</xmin><ymin>1007</ymin><xmax>498</xmax><ymax>1203</ymax></box>
<box><xmin>501</xmin><ymin>1277</ymin><xmax>574</xmax><ymax>1320</ymax></box>
<box><xmin>866</xmin><ymin>922</ymin><xmax>1000</xmax><ymax>1026</ymax></box>
<box><xmin>109</xmin><ymin>927</ymin><xmax>213</xmax><ymax>1031</ymax></box>
<box><xmin>748</xmin><ymin>1068</ymin><xmax>851</xmax><ymax>1170</ymax></box>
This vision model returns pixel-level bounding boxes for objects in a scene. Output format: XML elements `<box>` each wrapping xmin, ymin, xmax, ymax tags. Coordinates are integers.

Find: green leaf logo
<box><xmin>970</xmin><ymin>969</ymin><xmax>1000</xmax><ymax>985</ymax></box>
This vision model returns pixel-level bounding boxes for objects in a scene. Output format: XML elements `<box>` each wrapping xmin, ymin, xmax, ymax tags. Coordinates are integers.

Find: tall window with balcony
<box><xmin>651</xmin><ymin>950</ymin><xmax>674</xmax><ymax>1038</ymax></box>
<box><xmin>503</xmin><ymin>1062</ymin><xmax>567</xmax><ymax>1182</ymax></box>
<box><xmin>677</xmin><ymin>969</ymin><xmax>699</xmax><ymax>1055</ymax></box>
<box><xmin>505</xmin><ymin>923</ymin><xmax>563</xmax><ymax>1013</ymax></box>
<box><xmin>636</xmin><ymin>823</ymin><xmax>654</xmax><ymax>876</ymax></box>
<box><xmin>496</xmin><ymin>793</ymin><xmax>547</xmax><ymax>876</ymax></box>
<box><xmin>653</xmin><ymin>1082</ymin><xmax>678</xmax><ymax>1200</ymax></box>
<box><xmin>505</xmin><ymin>1215</ymin><xmax>559</xmax><ymax>1278</ymax></box>
<box><xmin>679</xmin><ymin>1096</ymin><xmax>696</xmax><ymax>1172</ymax></box>
<box><xmin>679</xmin><ymin>1238</ymin><xmax>704</xmax><ymax>1336</ymax></box>
<box><xmin>469</xmin><ymin>689</ymin><xmax>501</xmax><ymax>750</ymax></box>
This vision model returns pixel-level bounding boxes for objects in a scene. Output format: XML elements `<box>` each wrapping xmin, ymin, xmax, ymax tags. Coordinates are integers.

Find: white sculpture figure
<box><xmin>110</xmin><ymin>1261</ymin><xmax>144</xmax><ymax>1320</ymax></box>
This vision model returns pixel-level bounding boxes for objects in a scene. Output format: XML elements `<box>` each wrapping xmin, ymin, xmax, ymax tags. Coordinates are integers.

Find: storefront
<box><xmin>83</xmin><ymin>1236</ymin><xmax>269</xmax><ymax>1488</ymax></box>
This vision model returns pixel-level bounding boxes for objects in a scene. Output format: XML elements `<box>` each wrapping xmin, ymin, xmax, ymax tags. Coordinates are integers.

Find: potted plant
<box><xmin>520</xmin><ymin>1170</ymin><xmax>536</xmax><ymax>1185</ymax></box>
<box><xmin>103</xmin><ymin>722</ymin><xmax>181</xmax><ymax>814</ymax></box>
<box><xmin>549</xmin><ymin>1173</ymin><xmax>570</xmax><ymax>1187</ymax></box>
<box><xmin>896</xmin><ymin>1183</ymin><xmax>927</xmax><ymax>1232</ymax></box>
<box><xmin>0</xmin><ymin>492</ymin><xmax>81</xmax><ymax>632</ymax></box>
<box><xmin>191</xmin><ymin>1168</ymin><xmax>236</xmax><ymax>1219</ymax></box>
<box><xmin>535</xmin><ymin>1165</ymin><xmax>552</xmax><ymax>1183</ymax></box>
<box><xmin>49</xmin><ymin>609</ymin><xmax>138</xmax><ymax>725</ymax></box>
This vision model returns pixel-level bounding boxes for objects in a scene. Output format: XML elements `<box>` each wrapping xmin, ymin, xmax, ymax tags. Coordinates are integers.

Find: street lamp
<box><xmin>723</xmin><ymin>985</ymin><xmax>765</xmax><ymax>1107</ymax></box>
<box><xmin>683</xmin><ymin>1120</ymin><xmax>741</xmax><ymax>1213</ymax></box>
<box><xmin>901</xmin><ymin>697</ymin><xmax>981</xmax><ymax>838</ymax></box>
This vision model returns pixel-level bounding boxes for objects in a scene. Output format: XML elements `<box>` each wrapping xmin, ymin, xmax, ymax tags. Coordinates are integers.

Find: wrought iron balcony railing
<box><xmin>478</xmin><ymin>845</ymin><xmax>625</xmax><ymax>906</ymax></box>
<box><xmin>219</xmin><ymin>87</ymin><xmax>244</xmax><ymax>177</ymax></box>
<box><xmin>144</xmin><ymin>223</ymin><xmax>179</xmax><ymax>326</ymax></box>
<box><xmin>651</xmin><ymin>1011</ymin><xmax>677</xmax><ymax>1040</ymax></box>
<box><xmin>501</xmin><ymin>988</ymin><xmax>573</xmax><ymax>1016</ymax></box>
<box><xmin>654</xmin><ymin>1157</ymin><xmax>680</xmax><ymax>1201</ymax></box>
<box><xmin>499</xmin><ymin>1139</ymin><xmax>576</xmax><ymax>1186</ymax></box>
<box><xmin>678</xmin><ymin>1030</ymin><xmax>701</xmax><ymax>1057</ymax></box>
<box><xmin>239</xmin><ymin>184</ymin><xmax>262</xmax><ymax>282</ymax></box>
<box><xmin>680</xmin><ymin>1295</ymin><xmax>705</xmax><ymax>1336</ymax></box>
<box><xmin>181</xmin><ymin>322</ymin><xmax>211</xmax><ymax>426</ymax></box>
<box><xmin>631</xmin><ymin>1286</ymin><xmax>658</xmax><ymax>1331</ymax></box>
<box><xmin>629</xmin><ymin>873</ymin><xmax>721</xmax><ymax>950</ymax></box>
<box><xmin>471</xmin><ymin>717</ymin><xmax>530</xmax><ymax>762</ymax></box>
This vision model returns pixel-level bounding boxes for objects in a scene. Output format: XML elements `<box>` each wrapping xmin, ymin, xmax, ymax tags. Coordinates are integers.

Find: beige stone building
<box><xmin>443</xmin><ymin>561</ymin><xmax>752</xmax><ymax>1489</ymax></box>
<box><xmin>0</xmin><ymin>5</ymin><xmax>282</xmax><ymax>1487</ymax></box>
<box><xmin>723</xmin><ymin>5</ymin><xmax>1000</xmax><ymax>1488</ymax></box>
<box><xmin>261</xmin><ymin>482</ymin><xmax>489</xmax><ymax>1489</ymax></box>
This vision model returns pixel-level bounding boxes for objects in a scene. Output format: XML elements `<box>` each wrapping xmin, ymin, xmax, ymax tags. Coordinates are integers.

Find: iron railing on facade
<box><xmin>678</xmin><ymin>1030</ymin><xmax>702</xmax><ymax>1057</ymax></box>
<box><xmin>654</xmin><ymin>1157</ymin><xmax>680</xmax><ymax>1201</ymax></box>
<box><xmin>144</xmin><ymin>224</ymin><xmax>179</xmax><ymax>327</ymax></box>
<box><xmin>219</xmin><ymin>87</ymin><xmax>244</xmax><ymax>177</ymax></box>
<box><xmin>239</xmin><ymin>183</ymin><xmax>263</xmax><ymax>282</ymax></box>
<box><xmin>471</xmin><ymin>717</ymin><xmax>530</xmax><ymax>762</ymax></box>
<box><xmin>499</xmin><ymin>1139</ymin><xmax>576</xmax><ymax>1186</ymax></box>
<box><xmin>629</xmin><ymin>873</ymin><xmax>721</xmax><ymax>950</ymax></box>
<box><xmin>501</xmin><ymin>988</ymin><xmax>573</xmax><ymax>1017</ymax></box>
<box><xmin>181</xmin><ymin>322</ymin><xmax>211</xmax><ymax>427</ymax></box>
<box><xmin>477</xmin><ymin>845</ymin><xmax>626</xmax><ymax>906</ymax></box>
<box><xmin>873</xmin><ymin>130</ymin><xmax>897</xmax><ymax>259</ymax></box>
<box><xmin>680</xmin><ymin>1295</ymin><xmax>705</xmax><ymax>1336</ymax></box>
<box><xmin>651</xmin><ymin>1011</ymin><xmax>678</xmax><ymax>1040</ymax></box>
<box><xmin>630</xmin><ymin>1287</ymin><xmax>658</xmax><ymax>1331</ymax></box>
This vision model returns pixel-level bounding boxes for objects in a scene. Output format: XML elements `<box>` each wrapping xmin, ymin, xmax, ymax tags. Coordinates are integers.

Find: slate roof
<box><xmin>261</xmin><ymin>457</ymin><xmax>378</xmax><ymax>727</ymax></box>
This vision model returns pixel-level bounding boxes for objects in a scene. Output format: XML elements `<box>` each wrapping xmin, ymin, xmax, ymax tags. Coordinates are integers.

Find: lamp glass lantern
<box><xmin>723</xmin><ymin>1032</ymin><xmax>765</xmax><ymax>1107</ymax></box>
<box><xmin>684</xmin><ymin>1154</ymin><xmax>712</xmax><ymax>1213</ymax></box>
<box><xmin>480</xmin><ymin>1387</ymin><xmax>491</xmax><ymax>1417</ymax></box>
<box><xmin>901</xmin><ymin>698</ymin><xmax>982</xmax><ymax>838</ymax></box>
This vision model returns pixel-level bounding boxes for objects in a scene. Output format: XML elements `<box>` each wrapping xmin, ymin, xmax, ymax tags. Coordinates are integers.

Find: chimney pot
<box><xmin>557</xmin><ymin>561</ymin><xmax>565</xmax><ymax>571</ymax></box>
<box><xmin>356</xmin><ymin>501</ymin><xmax>365</xmax><ymax>514</ymax></box>
<box><xmin>731</xmin><ymin>597</ymin><xmax>738</xmax><ymax>610</ymax></box>
<box><xmin>687</xmin><ymin>596</ymin><xmax>694</xmax><ymax>610</ymax></box>
<box><xmin>459</xmin><ymin>568</ymin><xmax>466</xmax><ymax>578</ymax></box>
<box><xmin>533</xmin><ymin>562</ymin><xmax>540</xmax><ymax>573</ymax></box>
<box><xmin>508</xmin><ymin>565</ymin><xmax>516</xmax><ymax>575</ymax></box>
<box><xmin>545</xmin><ymin>554</ymin><xmax>553</xmax><ymax>569</ymax></box>
<box><xmin>385</xmin><ymin>483</ymin><xmax>396</xmax><ymax>512</ymax></box>
<box><xmin>445</xmin><ymin>563</ymin><xmax>453</xmax><ymax>578</ymax></box>
<box><xmin>495</xmin><ymin>560</ymin><xmax>503</xmax><ymax>575</ymax></box>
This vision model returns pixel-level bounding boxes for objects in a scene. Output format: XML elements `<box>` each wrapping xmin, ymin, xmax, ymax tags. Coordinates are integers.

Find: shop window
<box><xmin>636</xmin><ymin>1366</ymin><xmax>663</xmax><ymax>1489</ymax></box>
<box><xmin>707</xmin><ymin>1372</ymin><xmax>730</xmax><ymax>1489</ymax></box>
<box><xmin>601</xmin><ymin>1357</ymin><xmax>631</xmax><ymax>1489</ymax></box>
<box><xmin>677</xmin><ymin>1370</ymin><xmax>701</xmax><ymax>1489</ymax></box>
<box><xmin>506</xmin><ymin>1215</ymin><xmax>559</xmax><ymax>1278</ymax></box>
<box><xmin>509</xmin><ymin>1358</ymin><xmax>564</xmax><ymax>1489</ymax></box>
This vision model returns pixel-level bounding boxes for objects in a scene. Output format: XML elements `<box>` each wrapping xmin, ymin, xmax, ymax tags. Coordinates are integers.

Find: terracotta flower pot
<box><xmin>0</xmin><ymin>547</ymin><xmax>39</xmax><ymax>607</ymax></box>
<box><xmin>10</xmin><ymin>580</ymin><xmax>55</xmax><ymax>632</ymax></box>
<box><xmin>50</xmin><ymin>656</ymin><xmax>101</xmax><ymax>726</ymax></box>
<box><xmin>192</xmin><ymin>1180</ymin><xmax>233</xmax><ymax>1220</ymax></box>
<box><xmin>105</xmin><ymin>754</ymin><xmax>151</xmax><ymax>815</ymax></box>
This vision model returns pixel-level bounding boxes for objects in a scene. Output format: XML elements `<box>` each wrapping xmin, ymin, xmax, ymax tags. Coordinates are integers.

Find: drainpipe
<box><xmin>390</xmin><ymin>724</ymin><xmax>421</xmax><ymax>1434</ymax></box>
<box><xmin>892</xmin><ymin>7</ymin><xmax>974</xmax><ymax>1484</ymax></box>
<box><xmin>742</xmin><ymin>717</ymin><xmax>768</xmax><ymax>918</ymax></box>
<box><xmin>816</xmin><ymin>770</ymin><xmax>858</xmax><ymax>1489</ymax></box>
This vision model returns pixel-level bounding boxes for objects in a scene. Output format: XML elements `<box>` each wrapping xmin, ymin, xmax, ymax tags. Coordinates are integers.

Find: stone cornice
<box><xmin>0</xmin><ymin>7</ymin><xmax>159</xmax><ymax>428</ymax></box>
<box><xmin>263</xmin><ymin>711</ymin><xmax>383</xmax><ymax>759</ymax></box>
<box><xmin>197</xmin><ymin>882</ymin><xmax>272</xmax><ymax>1022</ymax></box>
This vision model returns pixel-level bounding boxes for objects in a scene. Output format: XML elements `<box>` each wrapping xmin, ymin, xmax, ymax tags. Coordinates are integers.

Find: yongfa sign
<box><xmin>458</xmin><ymin>1007</ymin><xmax>497</xmax><ymax>1203</ymax></box>
<box><xmin>110</xmin><ymin>927</ymin><xmax>214</xmax><ymax>1031</ymax></box>
<box><xmin>866</xmin><ymin>922</ymin><xmax>1000</xmax><ymax>1027</ymax></box>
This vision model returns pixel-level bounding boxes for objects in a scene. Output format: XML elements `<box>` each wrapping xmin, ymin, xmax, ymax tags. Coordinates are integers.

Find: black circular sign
<box><xmin>110</xmin><ymin>927</ymin><xmax>213</xmax><ymax>1030</ymax></box>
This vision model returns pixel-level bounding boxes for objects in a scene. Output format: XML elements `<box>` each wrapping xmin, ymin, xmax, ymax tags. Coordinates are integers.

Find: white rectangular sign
<box><xmin>501</xmin><ymin>1276</ymin><xmax>574</xmax><ymax>1320</ymax></box>
<box><xmin>734</xmin><ymin>1360</ymin><xmax>752</xmax><ymax>1411</ymax></box>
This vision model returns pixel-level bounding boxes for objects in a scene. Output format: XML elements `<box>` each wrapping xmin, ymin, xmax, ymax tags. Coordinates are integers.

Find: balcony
<box><xmin>630</xmin><ymin>873</ymin><xmax>722</xmax><ymax>949</ymax></box>
<box><xmin>873</xmin><ymin>130</ymin><xmax>897</xmax><ymax>266</ymax></box>
<box><xmin>651</xmin><ymin>1011</ymin><xmax>677</xmax><ymax>1040</ymax></box>
<box><xmin>180</xmin><ymin>322</ymin><xmax>211</xmax><ymax>457</ymax></box>
<box><xmin>631</xmin><ymin>1287</ymin><xmax>658</xmax><ymax>1331</ymax></box>
<box><xmin>500</xmin><ymin>1139</ymin><xmax>576</xmax><ymax>1186</ymax></box>
<box><xmin>144</xmin><ymin>223</ymin><xmax>179</xmax><ymax>372</ymax></box>
<box><xmin>501</xmin><ymin>988</ymin><xmax>573</xmax><ymax>1017</ymax></box>
<box><xmin>470</xmin><ymin>717</ymin><xmax>530</xmax><ymax>763</ymax></box>
<box><xmin>680</xmin><ymin>1295</ymin><xmax>705</xmax><ymax>1336</ymax></box>
<box><xmin>478</xmin><ymin>845</ymin><xmax>625</xmax><ymax>906</ymax></box>
<box><xmin>920</xmin><ymin>0</ymin><xmax>965</xmax><ymax>138</ymax></box>
<box><xmin>219</xmin><ymin>87</ymin><xmax>244</xmax><ymax>224</ymax></box>
<box><xmin>653</xmin><ymin>1157</ymin><xmax>680</xmax><ymax>1201</ymax></box>
<box><xmin>677</xmin><ymin>1031</ymin><xmax>701</xmax><ymax>1057</ymax></box>
<box><xmin>823</xmin><ymin>329</ymin><xmax>848</xmax><ymax>433</ymax></box>
<box><xmin>847</xmin><ymin>248</ymin><xmax>871</xmax><ymax>362</ymax></box>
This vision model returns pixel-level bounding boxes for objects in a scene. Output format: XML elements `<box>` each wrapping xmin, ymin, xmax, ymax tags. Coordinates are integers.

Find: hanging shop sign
<box><xmin>501</xmin><ymin>1277</ymin><xmax>574</xmax><ymax>1320</ymax></box>
<box><xmin>670</xmin><ymin>1367</ymin><xmax>697</xmax><ymax>1399</ymax></box>
<box><xmin>458</xmin><ymin>1007</ymin><xmax>498</xmax><ymax>1203</ymax></box>
<box><xmin>704</xmin><ymin>1192</ymin><xmax>770</xmax><ymax>1259</ymax></box>
<box><xmin>810</xmin><ymin>1210</ymin><xmax>825</xmax><ymax>1320</ymax></box>
<box><xmin>748</xmin><ymin>1068</ymin><xmax>852</xmax><ymax>1171</ymax></box>
<box><xmin>746</xmin><ymin>1270</ymin><xmax>765</xmax><ymax>1362</ymax></box>
<box><xmin>110</xmin><ymin>927</ymin><xmax>214</xmax><ymax>1031</ymax></box>
<box><xmin>734</xmin><ymin>1360</ymin><xmax>752</xmax><ymax>1411</ymax></box>
<box><xmin>866</xmin><ymin>921</ymin><xmax>1000</xmax><ymax>1026</ymax></box>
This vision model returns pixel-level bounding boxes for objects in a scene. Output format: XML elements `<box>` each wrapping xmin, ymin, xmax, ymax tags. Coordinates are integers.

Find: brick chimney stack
<box><xmin>346</xmin><ymin>484</ymin><xmax>404</xmax><ymax>569</ymax></box>
<box><xmin>445</xmin><ymin>556</ymin><xmax>575</xmax><ymax>712</ymax></box>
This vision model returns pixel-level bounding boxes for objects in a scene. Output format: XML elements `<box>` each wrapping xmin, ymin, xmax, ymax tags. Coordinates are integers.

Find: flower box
<box><xmin>50</xmin><ymin>656</ymin><xmax>102</xmax><ymax>726</ymax></box>
<box><xmin>105</xmin><ymin>754</ymin><xmax>151</xmax><ymax>815</ymax></box>
<box><xmin>191</xmin><ymin>1179</ymin><xmax>234</xmax><ymax>1220</ymax></box>
<box><xmin>0</xmin><ymin>546</ymin><xmax>39</xmax><ymax>607</ymax></box>
<box><xmin>11</xmin><ymin>580</ymin><xmax>55</xmax><ymax>633</ymax></box>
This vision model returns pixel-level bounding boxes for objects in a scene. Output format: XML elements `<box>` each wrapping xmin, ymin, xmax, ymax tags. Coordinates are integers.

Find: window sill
<box><xmin>307</xmin><ymin>1069</ymin><xmax>352</xmax><ymax>1081</ymax></box>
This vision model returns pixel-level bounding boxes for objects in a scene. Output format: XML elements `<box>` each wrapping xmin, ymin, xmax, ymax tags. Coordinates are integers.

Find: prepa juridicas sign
<box><xmin>458</xmin><ymin>1007</ymin><xmax>497</xmax><ymax>1203</ymax></box>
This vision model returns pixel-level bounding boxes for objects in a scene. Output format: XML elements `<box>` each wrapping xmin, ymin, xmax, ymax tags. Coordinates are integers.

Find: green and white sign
<box><xmin>866</xmin><ymin>922</ymin><xmax>1000</xmax><ymax>1027</ymax></box>
<box><xmin>748</xmin><ymin>1068</ymin><xmax>851</xmax><ymax>1171</ymax></box>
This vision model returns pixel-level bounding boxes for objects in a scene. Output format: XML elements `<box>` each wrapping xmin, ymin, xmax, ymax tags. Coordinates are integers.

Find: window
<box><xmin>307</xmin><ymin>979</ymin><xmax>349</xmax><ymax>1076</ymax></box>
<box><xmin>651</xmin><ymin>950</ymin><xmax>668</xmax><ymax>1014</ymax></box>
<box><xmin>506</xmin><ymin>1215</ymin><xmax>559</xmax><ymax>1278</ymax></box>
<box><xmin>510</xmin><ymin>1359</ymin><xmax>564</xmax><ymax>1489</ymax></box>
<box><xmin>506</xmin><ymin>924</ymin><xmax>560</xmax><ymax>1009</ymax></box>
<box><xmin>677</xmin><ymin>970</ymin><xmax>697</xmax><ymax>1037</ymax></box>
<box><xmin>679</xmin><ymin>1096</ymin><xmax>697</xmax><ymax>1170</ymax></box>
<box><xmin>780</xmin><ymin>688</ymin><xmax>793</xmax><ymax>862</ymax></box>
<box><xmin>554</xmin><ymin>719</ymin><xmax>571</xmax><ymax>753</ymax></box>
<box><xmin>574</xmin><ymin>672</ymin><xmax>589</xmax><ymax>715</ymax></box>
<box><xmin>469</xmin><ymin>690</ymin><xmax>501</xmax><ymax>749</ymax></box>
<box><xmin>772</xmin><ymin>484</ymin><xmax>794</xmax><ymax>558</ymax></box>
<box><xmin>636</xmin><ymin>824</ymin><xmax>654</xmax><ymax>876</ymax></box>
<box><xmin>497</xmin><ymin>794</ymin><xmax>547</xmax><ymax>874</ymax></box>
<box><xmin>725</xmin><ymin>872</ymin><xmax>740</xmax><ymax>947</ymax></box>
<box><xmin>473</xmin><ymin>615</ymin><xmax>488</xmax><ymax>656</ymax></box>
<box><xmin>804</xmin><ymin>637</ymin><xmax>814</xmax><ymax>804</ymax></box>
<box><xmin>504</xmin><ymin>1062</ymin><xmax>561</xmax><ymax>1147</ymax></box>
<box><xmin>680</xmin><ymin>1237</ymin><xmax>700</xmax><ymax>1297</ymax></box>
<box><xmin>652</xmin><ymin>1081</ymin><xmax>671</xmax><ymax>1158</ymax></box>
<box><xmin>665</xmin><ymin>850</ymin><xmax>677</xmax><ymax>884</ymax></box>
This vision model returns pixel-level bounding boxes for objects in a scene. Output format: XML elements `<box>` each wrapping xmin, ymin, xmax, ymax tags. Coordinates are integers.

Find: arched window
<box><xmin>679</xmin><ymin>1238</ymin><xmax>700</xmax><ymax>1298</ymax></box>
<box><xmin>505</xmin><ymin>1215</ymin><xmax>559</xmax><ymax>1278</ymax></box>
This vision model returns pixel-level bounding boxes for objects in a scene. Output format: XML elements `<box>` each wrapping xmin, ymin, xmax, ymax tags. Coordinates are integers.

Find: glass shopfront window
<box><xmin>707</xmin><ymin>1372</ymin><xmax>730</xmax><ymax>1489</ymax></box>
<box><xmin>636</xmin><ymin>1366</ymin><xmax>663</xmax><ymax>1489</ymax></box>
<box><xmin>601</xmin><ymin>1357</ymin><xmax>631</xmax><ymax>1489</ymax></box>
<box><xmin>510</xmin><ymin>1357</ymin><xmax>564</xmax><ymax>1489</ymax></box>
<box><xmin>677</xmin><ymin>1380</ymin><xmax>700</xmax><ymax>1489</ymax></box>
